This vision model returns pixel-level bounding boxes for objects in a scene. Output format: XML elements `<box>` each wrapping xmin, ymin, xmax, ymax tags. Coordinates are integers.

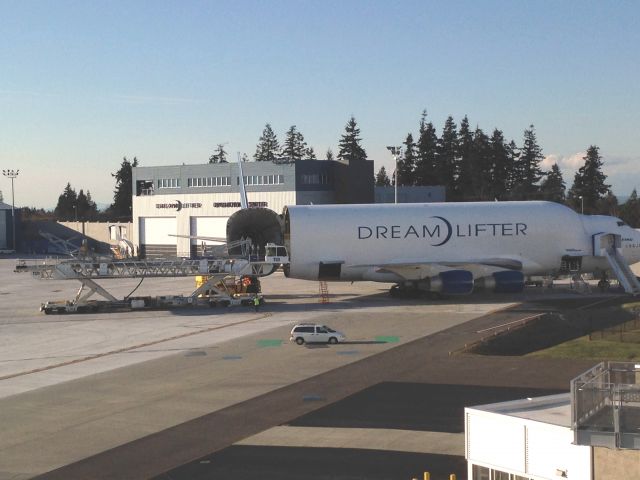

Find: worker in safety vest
<box><xmin>253</xmin><ymin>296</ymin><xmax>260</xmax><ymax>312</ymax></box>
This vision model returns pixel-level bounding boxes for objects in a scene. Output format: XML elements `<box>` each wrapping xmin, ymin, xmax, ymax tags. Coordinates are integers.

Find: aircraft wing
<box><xmin>347</xmin><ymin>257</ymin><xmax>523</xmax><ymax>281</ymax></box>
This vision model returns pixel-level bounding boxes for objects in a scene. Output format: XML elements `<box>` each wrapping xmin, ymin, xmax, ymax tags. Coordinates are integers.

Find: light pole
<box><xmin>386</xmin><ymin>146</ymin><xmax>402</xmax><ymax>204</ymax></box>
<box><xmin>579</xmin><ymin>195</ymin><xmax>584</xmax><ymax>214</ymax></box>
<box><xmin>2</xmin><ymin>169</ymin><xmax>19</xmax><ymax>251</ymax></box>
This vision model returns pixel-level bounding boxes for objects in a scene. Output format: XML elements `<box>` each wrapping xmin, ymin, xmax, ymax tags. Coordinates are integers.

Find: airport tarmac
<box><xmin>0</xmin><ymin>257</ymin><xmax>517</xmax><ymax>480</ymax></box>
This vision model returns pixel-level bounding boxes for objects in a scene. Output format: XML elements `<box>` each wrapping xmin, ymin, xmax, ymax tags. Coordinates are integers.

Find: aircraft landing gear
<box><xmin>598</xmin><ymin>274</ymin><xmax>611</xmax><ymax>292</ymax></box>
<box><xmin>389</xmin><ymin>284</ymin><xmax>440</xmax><ymax>299</ymax></box>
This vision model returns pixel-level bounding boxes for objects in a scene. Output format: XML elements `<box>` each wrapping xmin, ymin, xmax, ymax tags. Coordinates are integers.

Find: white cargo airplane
<box><xmin>187</xmin><ymin>157</ymin><xmax>640</xmax><ymax>296</ymax></box>
<box><xmin>220</xmin><ymin>200</ymin><xmax>640</xmax><ymax>296</ymax></box>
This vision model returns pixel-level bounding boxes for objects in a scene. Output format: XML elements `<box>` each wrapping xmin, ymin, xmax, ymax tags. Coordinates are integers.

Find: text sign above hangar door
<box><xmin>155</xmin><ymin>201</ymin><xmax>202</xmax><ymax>211</ymax></box>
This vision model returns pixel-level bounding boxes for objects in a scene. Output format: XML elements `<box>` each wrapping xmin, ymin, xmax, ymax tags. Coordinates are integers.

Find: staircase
<box><xmin>603</xmin><ymin>248</ymin><xmax>640</xmax><ymax>295</ymax></box>
<box><xmin>319</xmin><ymin>281</ymin><xmax>330</xmax><ymax>303</ymax></box>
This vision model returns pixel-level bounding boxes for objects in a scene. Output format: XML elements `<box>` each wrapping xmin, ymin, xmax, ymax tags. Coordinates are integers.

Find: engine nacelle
<box><xmin>427</xmin><ymin>270</ymin><xmax>474</xmax><ymax>295</ymax></box>
<box><xmin>478</xmin><ymin>270</ymin><xmax>525</xmax><ymax>293</ymax></box>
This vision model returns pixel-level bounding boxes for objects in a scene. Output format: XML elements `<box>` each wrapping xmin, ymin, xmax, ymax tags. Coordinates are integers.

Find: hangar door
<box><xmin>139</xmin><ymin>217</ymin><xmax>177</xmax><ymax>258</ymax></box>
<box><xmin>190</xmin><ymin>217</ymin><xmax>227</xmax><ymax>257</ymax></box>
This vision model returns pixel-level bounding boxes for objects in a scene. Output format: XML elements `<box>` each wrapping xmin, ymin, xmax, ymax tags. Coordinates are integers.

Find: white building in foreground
<box><xmin>466</xmin><ymin>362</ymin><xmax>640</xmax><ymax>480</ymax></box>
<box><xmin>465</xmin><ymin>394</ymin><xmax>591</xmax><ymax>480</ymax></box>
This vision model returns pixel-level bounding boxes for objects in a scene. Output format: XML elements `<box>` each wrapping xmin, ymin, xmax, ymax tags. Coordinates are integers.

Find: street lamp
<box><xmin>2</xmin><ymin>169</ymin><xmax>19</xmax><ymax>251</ymax></box>
<box><xmin>73</xmin><ymin>204</ymin><xmax>78</xmax><ymax>221</ymax></box>
<box><xmin>579</xmin><ymin>195</ymin><xmax>584</xmax><ymax>214</ymax></box>
<box><xmin>386</xmin><ymin>146</ymin><xmax>402</xmax><ymax>204</ymax></box>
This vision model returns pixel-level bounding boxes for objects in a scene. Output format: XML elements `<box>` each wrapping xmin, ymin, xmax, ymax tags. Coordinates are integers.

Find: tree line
<box><xmin>375</xmin><ymin>111</ymin><xmax>639</xmax><ymax>225</ymax></box>
<box><xmin>20</xmin><ymin>113</ymin><xmax>640</xmax><ymax>226</ymax></box>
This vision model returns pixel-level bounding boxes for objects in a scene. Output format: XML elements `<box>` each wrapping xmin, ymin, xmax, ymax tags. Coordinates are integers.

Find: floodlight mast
<box><xmin>386</xmin><ymin>146</ymin><xmax>402</xmax><ymax>204</ymax></box>
<box><xmin>2</xmin><ymin>169</ymin><xmax>19</xmax><ymax>251</ymax></box>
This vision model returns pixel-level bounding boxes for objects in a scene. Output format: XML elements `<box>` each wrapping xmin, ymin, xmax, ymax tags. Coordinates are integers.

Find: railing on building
<box><xmin>572</xmin><ymin>361</ymin><xmax>640</xmax><ymax>449</ymax></box>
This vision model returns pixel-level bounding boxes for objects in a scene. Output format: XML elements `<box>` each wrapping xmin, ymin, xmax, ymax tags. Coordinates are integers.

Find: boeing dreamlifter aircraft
<box><xmin>226</xmin><ymin>200</ymin><xmax>640</xmax><ymax>296</ymax></box>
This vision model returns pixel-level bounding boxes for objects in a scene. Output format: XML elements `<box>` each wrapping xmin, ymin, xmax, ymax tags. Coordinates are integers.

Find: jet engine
<box><xmin>423</xmin><ymin>270</ymin><xmax>474</xmax><ymax>295</ymax></box>
<box><xmin>477</xmin><ymin>270</ymin><xmax>525</xmax><ymax>293</ymax></box>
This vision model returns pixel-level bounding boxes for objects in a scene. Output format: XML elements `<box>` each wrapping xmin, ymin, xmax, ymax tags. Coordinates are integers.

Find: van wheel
<box><xmin>295</xmin><ymin>337</ymin><xmax>305</xmax><ymax>345</ymax></box>
<box><xmin>328</xmin><ymin>337</ymin><xmax>338</xmax><ymax>344</ymax></box>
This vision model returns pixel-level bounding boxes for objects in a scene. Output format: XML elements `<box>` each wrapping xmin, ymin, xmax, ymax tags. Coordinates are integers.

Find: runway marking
<box><xmin>0</xmin><ymin>313</ymin><xmax>272</xmax><ymax>381</ymax></box>
<box><xmin>375</xmin><ymin>336</ymin><xmax>399</xmax><ymax>343</ymax></box>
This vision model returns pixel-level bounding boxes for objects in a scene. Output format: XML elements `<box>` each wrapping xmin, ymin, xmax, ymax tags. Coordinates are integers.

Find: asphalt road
<box><xmin>32</xmin><ymin>294</ymin><xmax>609</xmax><ymax>480</ymax></box>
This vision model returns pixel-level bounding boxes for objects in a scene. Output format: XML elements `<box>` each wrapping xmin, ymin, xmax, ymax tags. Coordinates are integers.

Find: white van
<box><xmin>290</xmin><ymin>324</ymin><xmax>346</xmax><ymax>345</ymax></box>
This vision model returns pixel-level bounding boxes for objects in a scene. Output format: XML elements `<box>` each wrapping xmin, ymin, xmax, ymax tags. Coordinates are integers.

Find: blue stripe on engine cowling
<box><xmin>439</xmin><ymin>270</ymin><xmax>474</xmax><ymax>295</ymax></box>
<box><xmin>492</xmin><ymin>270</ymin><xmax>525</xmax><ymax>293</ymax></box>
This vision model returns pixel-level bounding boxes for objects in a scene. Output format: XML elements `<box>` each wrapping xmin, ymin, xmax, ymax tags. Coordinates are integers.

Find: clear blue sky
<box><xmin>1</xmin><ymin>0</ymin><xmax>639</xmax><ymax>208</ymax></box>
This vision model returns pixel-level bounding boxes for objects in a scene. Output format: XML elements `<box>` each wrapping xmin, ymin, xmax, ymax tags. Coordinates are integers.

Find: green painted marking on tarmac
<box><xmin>257</xmin><ymin>339</ymin><xmax>283</xmax><ymax>348</ymax></box>
<box><xmin>375</xmin><ymin>335</ymin><xmax>400</xmax><ymax>343</ymax></box>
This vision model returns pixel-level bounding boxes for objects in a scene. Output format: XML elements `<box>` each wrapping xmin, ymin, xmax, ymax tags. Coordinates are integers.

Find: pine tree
<box><xmin>414</xmin><ymin>111</ymin><xmax>439</xmax><ymax>186</ymax></box>
<box><xmin>326</xmin><ymin>148</ymin><xmax>334</xmax><ymax>161</ymax></box>
<box><xmin>304</xmin><ymin>146</ymin><xmax>317</xmax><ymax>160</ymax></box>
<box><xmin>455</xmin><ymin>116</ymin><xmax>475</xmax><ymax>200</ymax></box>
<box><xmin>436</xmin><ymin>116</ymin><xmax>458</xmax><ymax>199</ymax></box>
<box><xmin>337</xmin><ymin>116</ymin><xmax>367</xmax><ymax>163</ymax></box>
<box><xmin>254</xmin><ymin>124</ymin><xmax>280</xmax><ymax>162</ymax></box>
<box><xmin>488</xmin><ymin>129</ymin><xmax>512</xmax><ymax>200</ymax></box>
<box><xmin>375</xmin><ymin>166</ymin><xmax>391</xmax><ymax>186</ymax></box>
<box><xmin>109</xmin><ymin>156</ymin><xmax>138</xmax><ymax>221</ymax></box>
<box><xmin>471</xmin><ymin>127</ymin><xmax>492</xmax><ymax>200</ymax></box>
<box><xmin>209</xmin><ymin>144</ymin><xmax>228</xmax><ymax>163</ymax></box>
<box><xmin>397</xmin><ymin>133</ymin><xmax>415</xmax><ymax>186</ymax></box>
<box><xmin>281</xmin><ymin>126</ymin><xmax>307</xmax><ymax>161</ymax></box>
<box><xmin>567</xmin><ymin>146</ymin><xmax>610</xmax><ymax>214</ymax></box>
<box><xmin>539</xmin><ymin>163</ymin><xmax>566</xmax><ymax>203</ymax></box>
<box><xmin>620</xmin><ymin>189</ymin><xmax>640</xmax><ymax>227</ymax></box>
<box><xmin>512</xmin><ymin>125</ymin><xmax>545</xmax><ymax>199</ymax></box>
<box><xmin>54</xmin><ymin>183</ymin><xmax>78</xmax><ymax>221</ymax></box>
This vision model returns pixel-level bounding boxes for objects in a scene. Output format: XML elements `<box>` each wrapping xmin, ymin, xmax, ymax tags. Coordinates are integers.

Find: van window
<box><xmin>294</xmin><ymin>326</ymin><xmax>313</xmax><ymax>333</ymax></box>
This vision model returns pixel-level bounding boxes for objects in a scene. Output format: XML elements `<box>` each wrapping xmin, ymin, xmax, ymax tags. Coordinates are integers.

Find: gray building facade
<box><xmin>132</xmin><ymin>159</ymin><xmax>374</xmax><ymax>258</ymax></box>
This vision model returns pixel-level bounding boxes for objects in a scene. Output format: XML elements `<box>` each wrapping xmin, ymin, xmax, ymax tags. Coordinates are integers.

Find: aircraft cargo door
<box><xmin>139</xmin><ymin>217</ymin><xmax>177</xmax><ymax>258</ymax></box>
<box><xmin>190</xmin><ymin>217</ymin><xmax>227</xmax><ymax>257</ymax></box>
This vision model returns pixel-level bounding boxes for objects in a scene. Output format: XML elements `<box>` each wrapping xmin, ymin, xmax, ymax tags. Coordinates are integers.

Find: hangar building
<box><xmin>132</xmin><ymin>159</ymin><xmax>373</xmax><ymax>258</ymax></box>
<box><xmin>0</xmin><ymin>201</ymin><xmax>15</xmax><ymax>252</ymax></box>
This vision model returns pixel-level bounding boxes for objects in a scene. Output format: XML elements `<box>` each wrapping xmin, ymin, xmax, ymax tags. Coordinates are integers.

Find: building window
<box><xmin>300</xmin><ymin>173</ymin><xmax>330</xmax><ymax>185</ymax></box>
<box><xmin>237</xmin><ymin>175</ymin><xmax>284</xmax><ymax>186</ymax></box>
<box><xmin>157</xmin><ymin>178</ymin><xmax>180</xmax><ymax>189</ymax></box>
<box><xmin>472</xmin><ymin>465</ymin><xmax>490</xmax><ymax>480</ymax></box>
<box><xmin>187</xmin><ymin>176</ymin><xmax>230</xmax><ymax>188</ymax></box>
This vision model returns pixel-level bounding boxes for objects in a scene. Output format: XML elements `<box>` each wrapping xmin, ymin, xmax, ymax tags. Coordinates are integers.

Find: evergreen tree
<box><xmin>304</xmin><ymin>146</ymin><xmax>317</xmax><ymax>160</ymax></box>
<box><xmin>471</xmin><ymin>127</ymin><xmax>492</xmax><ymax>200</ymax></box>
<box><xmin>512</xmin><ymin>125</ymin><xmax>545</xmax><ymax>199</ymax></box>
<box><xmin>414</xmin><ymin>111</ymin><xmax>439</xmax><ymax>186</ymax></box>
<box><xmin>54</xmin><ymin>183</ymin><xmax>78</xmax><ymax>220</ymax></box>
<box><xmin>436</xmin><ymin>116</ymin><xmax>458</xmax><ymax>199</ymax></box>
<box><xmin>505</xmin><ymin>140</ymin><xmax>520</xmax><ymax>193</ymax></box>
<box><xmin>375</xmin><ymin>166</ymin><xmax>391</xmax><ymax>186</ymax></box>
<box><xmin>337</xmin><ymin>116</ymin><xmax>367</xmax><ymax>163</ymax></box>
<box><xmin>254</xmin><ymin>124</ymin><xmax>280</xmax><ymax>162</ymax></box>
<box><xmin>567</xmin><ymin>146</ymin><xmax>610</xmax><ymax>214</ymax></box>
<box><xmin>488</xmin><ymin>129</ymin><xmax>512</xmax><ymax>200</ymax></box>
<box><xmin>455</xmin><ymin>116</ymin><xmax>475</xmax><ymax>200</ymax></box>
<box><xmin>0</xmin><ymin>190</ymin><xmax>3</xmax><ymax>203</ymax></box>
<box><xmin>326</xmin><ymin>148</ymin><xmax>334</xmax><ymax>161</ymax></box>
<box><xmin>209</xmin><ymin>144</ymin><xmax>228</xmax><ymax>163</ymax></box>
<box><xmin>397</xmin><ymin>133</ymin><xmax>415</xmax><ymax>186</ymax></box>
<box><xmin>619</xmin><ymin>189</ymin><xmax>640</xmax><ymax>227</ymax></box>
<box><xmin>539</xmin><ymin>163</ymin><xmax>566</xmax><ymax>203</ymax></box>
<box><xmin>109</xmin><ymin>156</ymin><xmax>138</xmax><ymax>221</ymax></box>
<box><xmin>281</xmin><ymin>126</ymin><xmax>307</xmax><ymax>161</ymax></box>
